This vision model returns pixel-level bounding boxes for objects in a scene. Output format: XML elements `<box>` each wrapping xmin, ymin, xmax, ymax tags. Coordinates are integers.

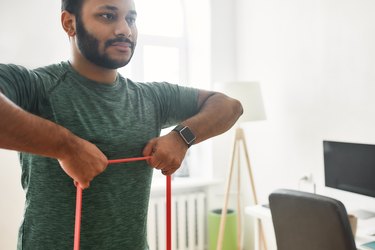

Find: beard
<box><xmin>75</xmin><ymin>16</ymin><xmax>135</xmax><ymax>69</ymax></box>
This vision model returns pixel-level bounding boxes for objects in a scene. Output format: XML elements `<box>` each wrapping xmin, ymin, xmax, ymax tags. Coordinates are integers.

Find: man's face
<box><xmin>75</xmin><ymin>0</ymin><xmax>138</xmax><ymax>69</ymax></box>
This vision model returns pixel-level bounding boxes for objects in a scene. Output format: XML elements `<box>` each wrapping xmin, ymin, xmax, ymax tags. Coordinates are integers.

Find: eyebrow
<box><xmin>129</xmin><ymin>10</ymin><xmax>137</xmax><ymax>16</ymax></box>
<box><xmin>97</xmin><ymin>5</ymin><xmax>137</xmax><ymax>16</ymax></box>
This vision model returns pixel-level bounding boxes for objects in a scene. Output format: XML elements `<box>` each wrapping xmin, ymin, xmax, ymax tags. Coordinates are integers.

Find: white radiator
<box><xmin>147</xmin><ymin>192</ymin><xmax>207</xmax><ymax>250</ymax></box>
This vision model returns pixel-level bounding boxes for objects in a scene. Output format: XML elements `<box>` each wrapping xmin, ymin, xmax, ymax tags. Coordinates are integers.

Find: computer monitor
<box><xmin>323</xmin><ymin>140</ymin><xmax>375</xmax><ymax>218</ymax></box>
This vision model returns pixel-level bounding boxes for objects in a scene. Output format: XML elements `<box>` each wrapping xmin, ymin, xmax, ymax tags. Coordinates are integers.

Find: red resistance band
<box><xmin>74</xmin><ymin>156</ymin><xmax>172</xmax><ymax>250</ymax></box>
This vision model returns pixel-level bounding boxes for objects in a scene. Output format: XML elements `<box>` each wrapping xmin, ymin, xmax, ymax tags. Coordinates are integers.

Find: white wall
<box><xmin>234</xmin><ymin>0</ymin><xmax>375</xmax><ymax>211</ymax></box>
<box><xmin>209</xmin><ymin>0</ymin><xmax>237</xmax><ymax>198</ymax></box>
<box><xmin>0</xmin><ymin>1</ymin><xmax>69</xmax><ymax>67</ymax></box>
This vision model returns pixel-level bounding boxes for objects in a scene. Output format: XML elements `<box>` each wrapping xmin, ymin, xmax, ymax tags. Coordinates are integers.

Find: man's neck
<box><xmin>70</xmin><ymin>56</ymin><xmax>118</xmax><ymax>84</ymax></box>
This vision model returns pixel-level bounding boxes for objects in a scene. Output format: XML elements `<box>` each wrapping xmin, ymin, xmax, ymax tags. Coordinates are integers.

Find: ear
<box><xmin>61</xmin><ymin>11</ymin><xmax>76</xmax><ymax>37</ymax></box>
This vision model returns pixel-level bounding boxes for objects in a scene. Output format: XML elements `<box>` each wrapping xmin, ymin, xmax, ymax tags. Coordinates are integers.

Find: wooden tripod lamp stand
<box><xmin>214</xmin><ymin>81</ymin><xmax>267</xmax><ymax>250</ymax></box>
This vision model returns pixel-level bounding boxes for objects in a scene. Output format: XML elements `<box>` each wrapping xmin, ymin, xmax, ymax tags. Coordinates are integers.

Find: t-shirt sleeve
<box><xmin>0</xmin><ymin>64</ymin><xmax>43</xmax><ymax>113</ymax></box>
<box><xmin>145</xmin><ymin>82</ymin><xmax>200</xmax><ymax>129</ymax></box>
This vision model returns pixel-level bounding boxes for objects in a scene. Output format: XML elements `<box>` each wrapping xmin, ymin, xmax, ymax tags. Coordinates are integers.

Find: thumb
<box><xmin>142</xmin><ymin>139</ymin><xmax>156</xmax><ymax>157</ymax></box>
<box><xmin>143</xmin><ymin>139</ymin><xmax>157</xmax><ymax>165</ymax></box>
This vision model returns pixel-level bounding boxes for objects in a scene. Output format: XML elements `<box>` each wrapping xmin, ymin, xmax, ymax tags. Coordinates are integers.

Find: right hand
<box><xmin>57</xmin><ymin>137</ymin><xmax>108</xmax><ymax>189</ymax></box>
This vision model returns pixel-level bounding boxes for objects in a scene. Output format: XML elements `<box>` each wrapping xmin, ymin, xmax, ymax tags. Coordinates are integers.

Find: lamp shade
<box><xmin>214</xmin><ymin>81</ymin><xmax>266</xmax><ymax>123</ymax></box>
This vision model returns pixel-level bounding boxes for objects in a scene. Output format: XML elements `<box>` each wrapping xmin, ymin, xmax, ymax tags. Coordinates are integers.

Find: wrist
<box><xmin>172</xmin><ymin>124</ymin><xmax>196</xmax><ymax>148</ymax></box>
<box><xmin>54</xmin><ymin>128</ymin><xmax>82</xmax><ymax>160</ymax></box>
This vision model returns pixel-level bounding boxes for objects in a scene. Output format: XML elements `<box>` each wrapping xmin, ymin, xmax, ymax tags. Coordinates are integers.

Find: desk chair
<box><xmin>269</xmin><ymin>189</ymin><xmax>356</xmax><ymax>250</ymax></box>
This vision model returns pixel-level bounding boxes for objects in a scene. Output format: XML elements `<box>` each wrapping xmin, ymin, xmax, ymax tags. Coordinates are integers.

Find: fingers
<box><xmin>143</xmin><ymin>139</ymin><xmax>157</xmax><ymax>166</ymax></box>
<box><xmin>68</xmin><ymin>162</ymin><xmax>101</xmax><ymax>190</ymax></box>
<box><xmin>58</xmin><ymin>140</ymin><xmax>108</xmax><ymax>190</ymax></box>
<box><xmin>74</xmin><ymin>180</ymin><xmax>90</xmax><ymax>190</ymax></box>
<box><xmin>142</xmin><ymin>138</ymin><xmax>155</xmax><ymax>157</ymax></box>
<box><xmin>147</xmin><ymin>152</ymin><xmax>180</xmax><ymax>170</ymax></box>
<box><xmin>80</xmin><ymin>182</ymin><xmax>90</xmax><ymax>189</ymax></box>
<box><xmin>161</xmin><ymin>168</ymin><xmax>176</xmax><ymax>176</ymax></box>
<box><xmin>143</xmin><ymin>134</ymin><xmax>188</xmax><ymax>176</ymax></box>
<box><xmin>147</xmin><ymin>153</ymin><xmax>181</xmax><ymax>175</ymax></box>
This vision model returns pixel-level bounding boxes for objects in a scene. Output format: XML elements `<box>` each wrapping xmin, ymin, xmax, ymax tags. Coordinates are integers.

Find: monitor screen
<box><xmin>324</xmin><ymin>140</ymin><xmax>375</xmax><ymax>198</ymax></box>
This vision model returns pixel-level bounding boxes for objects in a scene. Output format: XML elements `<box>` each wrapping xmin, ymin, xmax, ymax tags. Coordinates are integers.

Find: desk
<box><xmin>246</xmin><ymin>205</ymin><xmax>375</xmax><ymax>250</ymax></box>
<box><xmin>245</xmin><ymin>205</ymin><xmax>274</xmax><ymax>250</ymax></box>
<box><xmin>356</xmin><ymin>217</ymin><xmax>375</xmax><ymax>249</ymax></box>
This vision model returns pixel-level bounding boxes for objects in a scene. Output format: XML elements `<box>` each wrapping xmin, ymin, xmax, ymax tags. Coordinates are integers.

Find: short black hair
<box><xmin>61</xmin><ymin>0</ymin><xmax>84</xmax><ymax>15</ymax></box>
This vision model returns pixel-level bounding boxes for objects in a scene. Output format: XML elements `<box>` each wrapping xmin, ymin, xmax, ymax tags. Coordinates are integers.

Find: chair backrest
<box><xmin>269</xmin><ymin>189</ymin><xmax>357</xmax><ymax>250</ymax></box>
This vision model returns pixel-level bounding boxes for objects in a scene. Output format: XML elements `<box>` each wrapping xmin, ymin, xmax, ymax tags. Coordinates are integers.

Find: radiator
<box><xmin>147</xmin><ymin>192</ymin><xmax>207</xmax><ymax>250</ymax></box>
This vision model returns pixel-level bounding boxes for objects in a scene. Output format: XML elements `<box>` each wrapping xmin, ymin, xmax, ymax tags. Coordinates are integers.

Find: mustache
<box><xmin>105</xmin><ymin>37</ymin><xmax>135</xmax><ymax>49</ymax></box>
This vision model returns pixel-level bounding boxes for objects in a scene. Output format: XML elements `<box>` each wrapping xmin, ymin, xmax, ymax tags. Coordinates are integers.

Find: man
<box><xmin>0</xmin><ymin>0</ymin><xmax>242</xmax><ymax>249</ymax></box>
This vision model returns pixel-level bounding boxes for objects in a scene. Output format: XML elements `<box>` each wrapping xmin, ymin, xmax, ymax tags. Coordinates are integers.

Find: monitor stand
<box><xmin>352</xmin><ymin>209</ymin><xmax>375</xmax><ymax>220</ymax></box>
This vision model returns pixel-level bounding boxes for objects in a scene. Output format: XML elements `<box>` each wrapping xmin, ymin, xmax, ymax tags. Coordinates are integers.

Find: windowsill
<box><xmin>150</xmin><ymin>177</ymin><xmax>222</xmax><ymax>196</ymax></box>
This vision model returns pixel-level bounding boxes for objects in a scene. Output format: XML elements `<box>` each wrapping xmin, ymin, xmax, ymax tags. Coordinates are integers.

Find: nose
<box><xmin>114</xmin><ymin>19</ymin><xmax>132</xmax><ymax>38</ymax></box>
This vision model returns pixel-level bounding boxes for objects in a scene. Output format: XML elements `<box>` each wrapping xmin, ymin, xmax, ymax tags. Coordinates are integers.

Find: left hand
<box><xmin>142</xmin><ymin>132</ymin><xmax>189</xmax><ymax>175</ymax></box>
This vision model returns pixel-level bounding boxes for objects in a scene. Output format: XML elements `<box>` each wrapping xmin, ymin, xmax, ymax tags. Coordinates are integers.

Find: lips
<box><xmin>105</xmin><ymin>37</ymin><xmax>134</xmax><ymax>53</ymax></box>
<box><xmin>110</xmin><ymin>42</ymin><xmax>132</xmax><ymax>52</ymax></box>
<box><xmin>111</xmin><ymin>42</ymin><xmax>132</xmax><ymax>48</ymax></box>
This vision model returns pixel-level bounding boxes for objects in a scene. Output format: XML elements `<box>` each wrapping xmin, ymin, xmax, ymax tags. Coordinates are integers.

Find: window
<box><xmin>119</xmin><ymin>0</ymin><xmax>188</xmax><ymax>85</ymax></box>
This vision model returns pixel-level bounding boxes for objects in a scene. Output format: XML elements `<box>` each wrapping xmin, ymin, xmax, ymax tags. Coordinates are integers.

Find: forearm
<box><xmin>181</xmin><ymin>92</ymin><xmax>243</xmax><ymax>144</ymax></box>
<box><xmin>0</xmin><ymin>92</ymin><xmax>75</xmax><ymax>159</ymax></box>
<box><xmin>0</xmin><ymin>92</ymin><xmax>108</xmax><ymax>188</ymax></box>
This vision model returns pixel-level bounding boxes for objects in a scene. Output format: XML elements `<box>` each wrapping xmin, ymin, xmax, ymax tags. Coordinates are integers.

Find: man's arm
<box><xmin>183</xmin><ymin>90</ymin><xmax>243</xmax><ymax>143</ymax></box>
<box><xmin>143</xmin><ymin>89</ymin><xmax>243</xmax><ymax>175</ymax></box>
<box><xmin>0</xmin><ymin>92</ymin><xmax>107</xmax><ymax>189</ymax></box>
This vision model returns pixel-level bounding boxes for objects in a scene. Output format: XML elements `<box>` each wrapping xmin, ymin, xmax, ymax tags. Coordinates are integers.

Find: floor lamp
<box><xmin>214</xmin><ymin>81</ymin><xmax>267</xmax><ymax>250</ymax></box>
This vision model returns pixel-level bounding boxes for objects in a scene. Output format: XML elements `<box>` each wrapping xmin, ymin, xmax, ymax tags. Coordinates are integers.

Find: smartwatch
<box><xmin>172</xmin><ymin>124</ymin><xmax>196</xmax><ymax>148</ymax></box>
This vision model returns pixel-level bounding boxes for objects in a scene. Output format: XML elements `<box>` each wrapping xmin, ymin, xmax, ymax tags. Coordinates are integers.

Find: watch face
<box><xmin>180</xmin><ymin>127</ymin><xmax>196</xmax><ymax>145</ymax></box>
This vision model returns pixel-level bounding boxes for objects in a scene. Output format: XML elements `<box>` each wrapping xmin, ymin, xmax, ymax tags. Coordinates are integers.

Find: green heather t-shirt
<box><xmin>0</xmin><ymin>62</ymin><xmax>199</xmax><ymax>250</ymax></box>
